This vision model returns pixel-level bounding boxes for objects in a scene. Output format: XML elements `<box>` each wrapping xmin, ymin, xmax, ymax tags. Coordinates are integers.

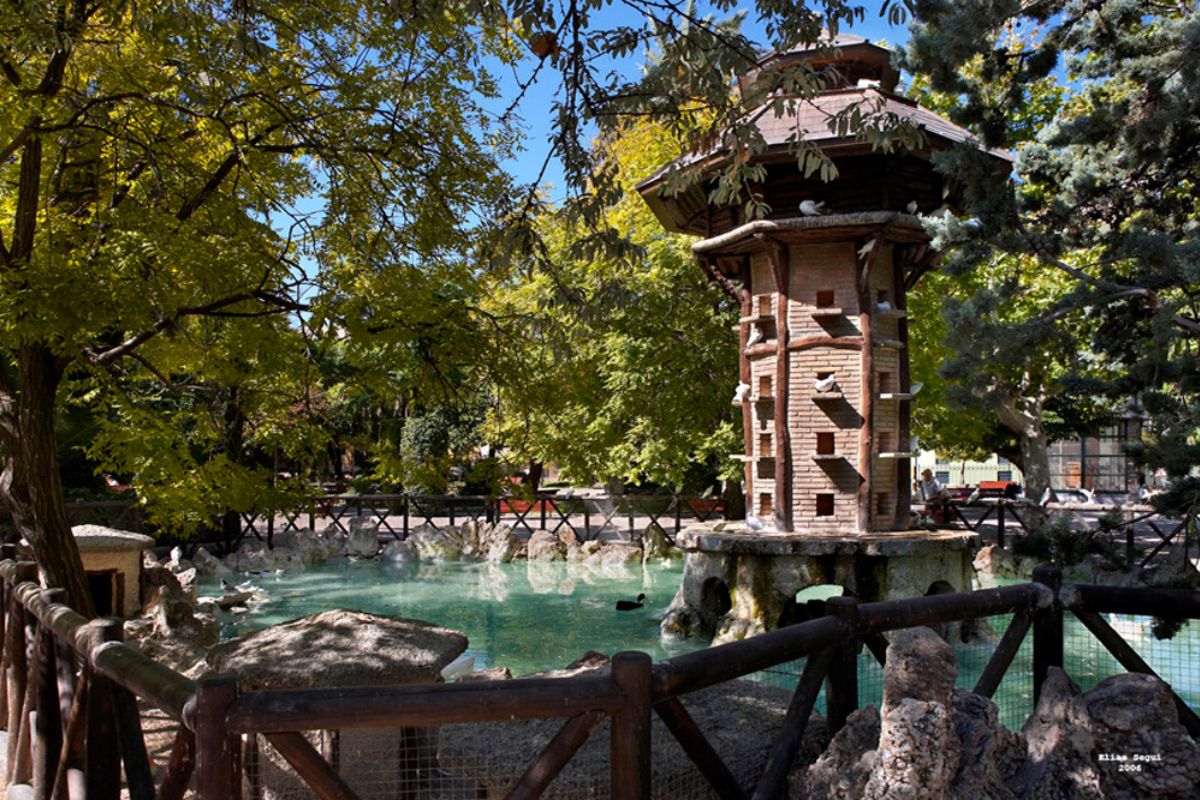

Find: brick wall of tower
<box><xmin>785</xmin><ymin>241</ymin><xmax>865</xmax><ymax>530</ymax></box>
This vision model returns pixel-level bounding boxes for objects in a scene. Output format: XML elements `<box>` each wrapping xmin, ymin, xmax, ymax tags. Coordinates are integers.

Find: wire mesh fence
<box><xmin>234</xmin><ymin>679</ymin><xmax>819</xmax><ymax>799</ymax></box>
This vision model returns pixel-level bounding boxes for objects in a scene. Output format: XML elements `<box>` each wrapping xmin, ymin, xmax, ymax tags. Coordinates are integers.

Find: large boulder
<box><xmin>190</xmin><ymin>546</ymin><xmax>231</xmax><ymax>577</ymax></box>
<box><xmin>458</xmin><ymin>520</ymin><xmax>483</xmax><ymax>559</ymax></box>
<box><xmin>949</xmin><ymin>690</ymin><xmax>1025</xmax><ymax>799</ymax></box>
<box><xmin>381</xmin><ymin>539</ymin><xmax>416</xmax><ymax>563</ymax></box>
<box><xmin>409</xmin><ymin>525</ymin><xmax>461</xmax><ymax>561</ymax></box>
<box><xmin>1016</xmin><ymin>667</ymin><xmax>1103</xmax><ymax>799</ymax></box>
<box><xmin>207</xmin><ymin>609</ymin><xmax>468</xmax><ymax>690</ymax></box>
<box><xmin>794</xmin><ymin>706</ymin><xmax>881</xmax><ymax>800</ymax></box>
<box><xmin>882</xmin><ymin>628</ymin><xmax>957</xmax><ymax>711</ymax></box>
<box><xmin>1084</xmin><ymin>673</ymin><xmax>1200</xmax><ymax>799</ymax></box>
<box><xmin>526</xmin><ymin>530</ymin><xmax>565</xmax><ymax>561</ymax></box>
<box><xmin>642</xmin><ymin>522</ymin><xmax>680</xmax><ymax>562</ymax></box>
<box><xmin>480</xmin><ymin>523</ymin><xmax>520</xmax><ymax>563</ymax></box>
<box><xmin>346</xmin><ymin>522</ymin><xmax>380</xmax><ymax>559</ymax></box>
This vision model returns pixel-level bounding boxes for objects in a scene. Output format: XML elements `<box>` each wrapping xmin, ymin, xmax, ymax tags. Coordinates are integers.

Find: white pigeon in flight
<box><xmin>857</xmin><ymin>238</ymin><xmax>877</xmax><ymax>260</ymax></box>
<box><xmin>732</xmin><ymin>382</ymin><xmax>750</xmax><ymax>403</ymax></box>
<box><xmin>813</xmin><ymin>374</ymin><xmax>839</xmax><ymax>393</ymax></box>
<box><xmin>745</xmin><ymin>513</ymin><xmax>766</xmax><ymax>531</ymax></box>
<box><xmin>799</xmin><ymin>199</ymin><xmax>827</xmax><ymax>216</ymax></box>
<box><xmin>910</xmin><ymin>382</ymin><xmax>924</xmax><ymax>395</ymax></box>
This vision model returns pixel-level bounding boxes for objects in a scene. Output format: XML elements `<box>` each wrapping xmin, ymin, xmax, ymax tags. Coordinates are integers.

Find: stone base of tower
<box><xmin>661</xmin><ymin>524</ymin><xmax>979</xmax><ymax>644</ymax></box>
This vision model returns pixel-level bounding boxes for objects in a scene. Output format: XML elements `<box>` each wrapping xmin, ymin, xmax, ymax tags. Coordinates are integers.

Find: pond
<box><xmin>201</xmin><ymin>561</ymin><xmax>1200</xmax><ymax>729</ymax></box>
<box><xmin>201</xmin><ymin>558</ymin><xmax>705</xmax><ymax>675</ymax></box>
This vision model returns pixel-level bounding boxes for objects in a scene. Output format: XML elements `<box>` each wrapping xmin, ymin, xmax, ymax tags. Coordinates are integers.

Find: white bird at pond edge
<box><xmin>169</xmin><ymin>546</ymin><xmax>183</xmax><ymax>564</ymax></box>
<box><xmin>813</xmin><ymin>374</ymin><xmax>839</xmax><ymax>393</ymax></box>
<box><xmin>1039</xmin><ymin>487</ymin><xmax>1054</xmax><ymax>507</ymax></box>
<box><xmin>799</xmin><ymin>199</ymin><xmax>827</xmax><ymax>216</ymax></box>
<box><xmin>745</xmin><ymin>514</ymin><xmax>766</xmax><ymax>531</ymax></box>
<box><xmin>733</xmin><ymin>382</ymin><xmax>750</xmax><ymax>403</ymax></box>
<box><xmin>745</xmin><ymin>325</ymin><xmax>764</xmax><ymax>348</ymax></box>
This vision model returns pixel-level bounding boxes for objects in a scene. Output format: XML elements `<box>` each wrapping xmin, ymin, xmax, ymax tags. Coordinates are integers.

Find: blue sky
<box><xmin>491</xmin><ymin>1</ymin><xmax>914</xmax><ymax>194</ymax></box>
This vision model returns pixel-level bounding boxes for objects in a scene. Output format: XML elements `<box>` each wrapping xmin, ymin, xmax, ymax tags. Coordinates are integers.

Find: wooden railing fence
<box><xmin>0</xmin><ymin>545</ymin><xmax>196</xmax><ymax>800</ymax></box>
<box><xmin>1</xmin><ymin>552</ymin><xmax>1196</xmax><ymax>799</ymax></box>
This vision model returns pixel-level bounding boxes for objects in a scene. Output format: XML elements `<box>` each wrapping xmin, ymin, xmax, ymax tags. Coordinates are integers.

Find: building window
<box><xmin>816</xmin><ymin>289</ymin><xmax>835</xmax><ymax>307</ymax></box>
<box><xmin>816</xmin><ymin>494</ymin><xmax>835</xmax><ymax>516</ymax></box>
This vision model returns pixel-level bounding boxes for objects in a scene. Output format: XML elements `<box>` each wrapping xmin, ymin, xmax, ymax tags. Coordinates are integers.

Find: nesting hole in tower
<box><xmin>816</xmin><ymin>432</ymin><xmax>836</xmax><ymax>455</ymax></box>
<box><xmin>876</xmin><ymin>289</ymin><xmax>889</xmax><ymax>304</ymax></box>
<box><xmin>876</xmin><ymin>492</ymin><xmax>891</xmax><ymax>516</ymax></box>
<box><xmin>877</xmin><ymin>431</ymin><xmax>892</xmax><ymax>453</ymax></box>
<box><xmin>758</xmin><ymin>374</ymin><xmax>772</xmax><ymax>398</ymax></box>
<box><xmin>816</xmin><ymin>494</ymin><xmax>835</xmax><ymax>517</ymax></box>
<box><xmin>756</xmin><ymin>294</ymin><xmax>772</xmax><ymax>316</ymax></box>
<box><xmin>759</xmin><ymin>494</ymin><xmax>774</xmax><ymax>517</ymax></box>
<box><xmin>816</xmin><ymin>289</ymin><xmax>835</xmax><ymax>308</ymax></box>
<box><xmin>759</xmin><ymin>433</ymin><xmax>773</xmax><ymax>457</ymax></box>
<box><xmin>878</xmin><ymin>371</ymin><xmax>893</xmax><ymax>393</ymax></box>
<box><xmin>757</xmin><ymin>459</ymin><xmax>775</xmax><ymax>480</ymax></box>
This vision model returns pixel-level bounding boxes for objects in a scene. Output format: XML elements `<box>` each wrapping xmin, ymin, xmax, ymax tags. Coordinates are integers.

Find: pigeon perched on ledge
<box><xmin>745</xmin><ymin>514</ymin><xmax>766</xmax><ymax>531</ymax></box>
<box><xmin>813</xmin><ymin>374</ymin><xmax>839</xmax><ymax>393</ymax></box>
<box><xmin>875</xmin><ymin>300</ymin><xmax>892</xmax><ymax>312</ymax></box>
<box><xmin>745</xmin><ymin>325</ymin><xmax>764</xmax><ymax>351</ymax></box>
<box><xmin>906</xmin><ymin>200</ymin><xmax>919</xmax><ymax>214</ymax></box>
<box><xmin>799</xmin><ymin>199</ymin><xmax>827</xmax><ymax>216</ymax></box>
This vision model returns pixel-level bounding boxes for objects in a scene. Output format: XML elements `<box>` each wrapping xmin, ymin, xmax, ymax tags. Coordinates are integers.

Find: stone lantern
<box><xmin>638</xmin><ymin>33</ymin><xmax>1012</xmax><ymax>640</ymax></box>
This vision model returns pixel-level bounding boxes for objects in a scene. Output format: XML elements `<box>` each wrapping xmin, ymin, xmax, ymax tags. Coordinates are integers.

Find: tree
<box><xmin>2</xmin><ymin>0</ymin><xmax>912</xmax><ymax>613</ymax></box>
<box><xmin>481</xmin><ymin>115</ymin><xmax>741</xmax><ymax>491</ymax></box>
<box><xmin>0</xmin><ymin>1</ymin><xmax>516</xmax><ymax>610</ymax></box>
<box><xmin>898</xmin><ymin>20</ymin><xmax>1194</xmax><ymax>497</ymax></box>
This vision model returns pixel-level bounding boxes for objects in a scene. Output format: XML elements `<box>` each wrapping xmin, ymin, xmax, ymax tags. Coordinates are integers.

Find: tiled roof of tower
<box><xmin>637</xmin><ymin>87</ymin><xmax>1012</xmax><ymax>193</ymax></box>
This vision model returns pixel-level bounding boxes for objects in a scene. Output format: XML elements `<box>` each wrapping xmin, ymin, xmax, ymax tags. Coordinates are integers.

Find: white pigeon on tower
<box><xmin>745</xmin><ymin>513</ymin><xmax>766</xmax><ymax>531</ymax></box>
<box><xmin>813</xmin><ymin>374</ymin><xmax>839</xmax><ymax>393</ymax></box>
<box><xmin>799</xmin><ymin>199</ymin><xmax>827</xmax><ymax>217</ymax></box>
<box><xmin>875</xmin><ymin>300</ymin><xmax>892</xmax><ymax>312</ymax></box>
<box><xmin>745</xmin><ymin>325</ymin><xmax>764</xmax><ymax>349</ymax></box>
<box><xmin>732</xmin><ymin>382</ymin><xmax>751</xmax><ymax>403</ymax></box>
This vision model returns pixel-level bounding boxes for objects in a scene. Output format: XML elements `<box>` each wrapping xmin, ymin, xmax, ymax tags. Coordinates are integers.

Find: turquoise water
<box><xmin>202</xmin><ymin>561</ymin><xmax>1199</xmax><ymax>729</ymax></box>
<box><xmin>201</xmin><ymin>559</ymin><xmax>705</xmax><ymax>675</ymax></box>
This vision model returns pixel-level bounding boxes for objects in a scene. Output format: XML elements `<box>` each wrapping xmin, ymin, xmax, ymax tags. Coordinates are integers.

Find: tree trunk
<box><xmin>0</xmin><ymin>345</ymin><xmax>96</xmax><ymax>616</ymax></box>
<box><xmin>995</xmin><ymin>398</ymin><xmax>1052</xmax><ymax>500</ymax></box>
<box><xmin>1019</xmin><ymin>428</ymin><xmax>1053</xmax><ymax>500</ymax></box>
<box><xmin>527</xmin><ymin>460</ymin><xmax>544</xmax><ymax>493</ymax></box>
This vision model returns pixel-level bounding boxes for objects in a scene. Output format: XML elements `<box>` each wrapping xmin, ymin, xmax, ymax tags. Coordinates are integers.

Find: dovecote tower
<box><xmin>638</xmin><ymin>33</ymin><xmax>1012</xmax><ymax>535</ymax></box>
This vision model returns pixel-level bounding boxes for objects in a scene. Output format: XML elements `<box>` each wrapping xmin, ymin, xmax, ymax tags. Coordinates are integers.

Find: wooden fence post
<box><xmin>195</xmin><ymin>674</ymin><xmax>241</xmax><ymax>800</ymax></box>
<box><xmin>610</xmin><ymin>652</ymin><xmax>651</xmax><ymax>800</ymax></box>
<box><xmin>8</xmin><ymin>562</ymin><xmax>37</xmax><ymax>785</ymax></box>
<box><xmin>86</xmin><ymin>620</ymin><xmax>122</xmax><ymax>800</ymax></box>
<box><xmin>1032</xmin><ymin>565</ymin><xmax>1063</xmax><ymax>704</ymax></box>
<box><xmin>824</xmin><ymin>596</ymin><xmax>859</xmax><ymax>734</ymax></box>
<box><xmin>996</xmin><ymin>501</ymin><xmax>1006</xmax><ymax>548</ymax></box>
<box><xmin>32</xmin><ymin>588</ymin><xmax>66</xmax><ymax>800</ymax></box>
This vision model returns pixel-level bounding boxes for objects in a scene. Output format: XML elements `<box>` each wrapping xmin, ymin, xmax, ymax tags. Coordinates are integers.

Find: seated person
<box><xmin>918</xmin><ymin>469</ymin><xmax>950</xmax><ymax>523</ymax></box>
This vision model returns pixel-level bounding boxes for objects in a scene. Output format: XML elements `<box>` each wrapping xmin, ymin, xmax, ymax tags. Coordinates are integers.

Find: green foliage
<box><xmin>481</xmin><ymin>115</ymin><xmax>741</xmax><ymax>489</ymax></box>
<box><xmin>902</xmin><ymin>7</ymin><xmax>1200</xmax><ymax>497</ymax></box>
